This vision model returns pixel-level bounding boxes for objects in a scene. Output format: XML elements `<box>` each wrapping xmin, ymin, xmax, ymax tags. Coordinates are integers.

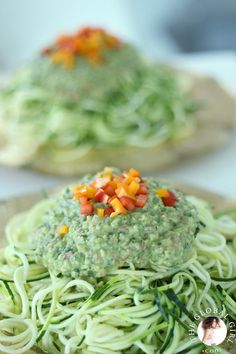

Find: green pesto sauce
<box><xmin>14</xmin><ymin>44</ymin><xmax>144</xmax><ymax>103</ymax></box>
<box><xmin>34</xmin><ymin>174</ymin><xmax>200</xmax><ymax>279</ymax></box>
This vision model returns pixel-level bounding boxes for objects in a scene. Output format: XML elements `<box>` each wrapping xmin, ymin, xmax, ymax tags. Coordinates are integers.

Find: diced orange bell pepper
<box><xmin>129</xmin><ymin>168</ymin><xmax>140</xmax><ymax>178</ymax></box>
<box><xmin>86</xmin><ymin>186</ymin><xmax>97</xmax><ymax>199</ymax></box>
<box><xmin>73</xmin><ymin>185</ymin><xmax>87</xmax><ymax>199</ymax></box>
<box><xmin>106</xmin><ymin>35</ymin><xmax>120</xmax><ymax>47</ymax></box>
<box><xmin>73</xmin><ymin>185</ymin><xmax>96</xmax><ymax>199</ymax></box>
<box><xmin>110</xmin><ymin>198</ymin><xmax>127</xmax><ymax>217</ymax></box>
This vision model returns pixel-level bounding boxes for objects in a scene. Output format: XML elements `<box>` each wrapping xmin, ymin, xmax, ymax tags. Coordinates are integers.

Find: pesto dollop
<box><xmin>34</xmin><ymin>174</ymin><xmax>199</xmax><ymax>279</ymax></box>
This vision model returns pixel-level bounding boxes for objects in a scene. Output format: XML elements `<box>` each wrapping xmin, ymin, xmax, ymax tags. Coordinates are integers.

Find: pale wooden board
<box><xmin>0</xmin><ymin>183</ymin><xmax>236</xmax><ymax>354</ymax></box>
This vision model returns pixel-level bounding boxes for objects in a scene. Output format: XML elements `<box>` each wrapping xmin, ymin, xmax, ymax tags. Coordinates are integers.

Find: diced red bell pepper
<box><xmin>136</xmin><ymin>194</ymin><xmax>148</xmax><ymax>208</ymax></box>
<box><xmin>104</xmin><ymin>207</ymin><xmax>114</xmax><ymax>216</ymax></box>
<box><xmin>103</xmin><ymin>184</ymin><xmax>116</xmax><ymax>197</ymax></box>
<box><xmin>162</xmin><ymin>191</ymin><xmax>177</xmax><ymax>207</ymax></box>
<box><xmin>102</xmin><ymin>194</ymin><xmax>109</xmax><ymax>204</ymax></box>
<box><xmin>94</xmin><ymin>189</ymin><xmax>109</xmax><ymax>204</ymax></box>
<box><xmin>79</xmin><ymin>196</ymin><xmax>88</xmax><ymax>205</ymax></box>
<box><xmin>80</xmin><ymin>203</ymin><xmax>94</xmax><ymax>215</ymax></box>
<box><xmin>119</xmin><ymin>196</ymin><xmax>136</xmax><ymax>211</ymax></box>
<box><xmin>137</xmin><ymin>183</ymin><xmax>148</xmax><ymax>195</ymax></box>
<box><xmin>94</xmin><ymin>189</ymin><xmax>105</xmax><ymax>202</ymax></box>
<box><xmin>92</xmin><ymin>177</ymin><xmax>110</xmax><ymax>189</ymax></box>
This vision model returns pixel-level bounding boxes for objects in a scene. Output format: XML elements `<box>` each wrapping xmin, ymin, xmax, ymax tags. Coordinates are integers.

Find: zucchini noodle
<box><xmin>0</xmin><ymin>197</ymin><xmax>236</xmax><ymax>353</ymax></box>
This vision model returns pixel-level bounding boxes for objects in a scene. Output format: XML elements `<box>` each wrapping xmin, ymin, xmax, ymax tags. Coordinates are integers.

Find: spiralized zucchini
<box><xmin>0</xmin><ymin>196</ymin><xmax>235</xmax><ymax>353</ymax></box>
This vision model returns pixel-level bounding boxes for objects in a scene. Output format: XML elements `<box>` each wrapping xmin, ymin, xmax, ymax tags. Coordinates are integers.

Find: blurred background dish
<box><xmin>0</xmin><ymin>27</ymin><xmax>198</xmax><ymax>173</ymax></box>
<box><xmin>0</xmin><ymin>0</ymin><xmax>236</xmax><ymax>198</ymax></box>
<box><xmin>0</xmin><ymin>26</ymin><xmax>235</xmax><ymax>176</ymax></box>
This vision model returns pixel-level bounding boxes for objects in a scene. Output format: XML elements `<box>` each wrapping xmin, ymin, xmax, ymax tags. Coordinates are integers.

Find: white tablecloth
<box><xmin>0</xmin><ymin>52</ymin><xmax>236</xmax><ymax>199</ymax></box>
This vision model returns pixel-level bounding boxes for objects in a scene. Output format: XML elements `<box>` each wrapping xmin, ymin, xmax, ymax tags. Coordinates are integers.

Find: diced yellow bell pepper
<box><xmin>123</xmin><ymin>174</ymin><xmax>133</xmax><ymax>185</ymax></box>
<box><xmin>96</xmin><ymin>208</ymin><xmax>105</xmax><ymax>217</ymax></box>
<box><xmin>115</xmin><ymin>183</ymin><xmax>135</xmax><ymax>199</ymax></box>
<box><xmin>129</xmin><ymin>180</ymin><xmax>140</xmax><ymax>195</ymax></box>
<box><xmin>110</xmin><ymin>198</ymin><xmax>127</xmax><ymax>217</ymax></box>
<box><xmin>102</xmin><ymin>167</ymin><xmax>113</xmax><ymax>180</ymax></box>
<box><xmin>58</xmin><ymin>224</ymin><xmax>69</xmax><ymax>235</ymax></box>
<box><xmin>156</xmin><ymin>188</ymin><xmax>170</xmax><ymax>198</ymax></box>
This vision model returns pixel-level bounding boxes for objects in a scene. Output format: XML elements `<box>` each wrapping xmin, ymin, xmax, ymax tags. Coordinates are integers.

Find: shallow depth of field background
<box><xmin>0</xmin><ymin>0</ymin><xmax>236</xmax><ymax>198</ymax></box>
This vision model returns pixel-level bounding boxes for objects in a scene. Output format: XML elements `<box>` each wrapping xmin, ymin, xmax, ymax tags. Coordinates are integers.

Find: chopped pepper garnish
<box><xmin>110</xmin><ymin>198</ymin><xmax>127</xmax><ymax>217</ymax></box>
<box><xmin>129</xmin><ymin>180</ymin><xmax>140</xmax><ymax>195</ymax></box>
<box><xmin>58</xmin><ymin>224</ymin><xmax>69</xmax><ymax>235</ymax></box>
<box><xmin>156</xmin><ymin>188</ymin><xmax>177</xmax><ymax>207</ymax></box>
<box><xmin>72</xmin><ymin>167</ymin><xmax>148</xmax><ymax>217</ymax></box>
<box><xmin>80</xmin><ymin>202</ymin><xmax>94</xmax><ymax>215</ymax></box>
<box><xmin>42</xmin><ymin>26</ymin><xmax>121</xmax><ymax>69</ymax></box>
<box><xmin>102</xmin><ymin>167</ymin><xmax>113</xmax><ymax>179</ymax></box>
<box><xmin>156</xmin><ymin>189</ymin><xmax>170</xmax><ymax>198</ymax></box>
<box><xmin>129</xmin><ymin>168</ymin><xmax>140</xmax><ymax>178</ymax></box>
<box><xmin>96</xmin><ymin>208</ymin><xmax>105</xmax><ymax>217</ymax></box>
